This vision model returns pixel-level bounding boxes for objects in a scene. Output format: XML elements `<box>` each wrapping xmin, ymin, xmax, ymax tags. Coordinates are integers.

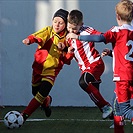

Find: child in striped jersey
<box><xmin>66</xmin><ymin>9</ymin><xmax>113</xmax><ymax>119</ymax></box>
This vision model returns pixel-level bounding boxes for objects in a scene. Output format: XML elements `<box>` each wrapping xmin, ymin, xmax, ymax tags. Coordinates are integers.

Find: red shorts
<box><xmin>115</xmin><ymin>81</ymin><xmax>133</xmax><ymax>103</ymax></box>
<box><xmin>32</xmin><ymin>71</ymin><xmax>56</xmax><ymax>86</ymax></box>
<box><xmin>83</xmin><ymin>58</ymin><xmax>104</xmax><ymax>81</ymax></box>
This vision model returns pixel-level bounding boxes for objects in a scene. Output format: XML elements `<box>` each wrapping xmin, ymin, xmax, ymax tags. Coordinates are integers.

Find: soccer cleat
<box><xmin>102</xmin><ymin>105</ymin><xmax>113</xmax><ymax>119</ymax></box>
<box><xmin>41</xmin><ymin>95</ymin><xmax>52</xmax><ymax>117</ymax></box>
<box><xmin>21</xmin><ymin>112</ymin><xmax>29</xmax><ymax>122</ymax></box>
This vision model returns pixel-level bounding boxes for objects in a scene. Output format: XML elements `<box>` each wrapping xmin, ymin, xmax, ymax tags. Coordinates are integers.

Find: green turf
<box><xmin>0</xmin><ymin>106</ymin><xmax>132</xmax><ymax>133</ymax></box>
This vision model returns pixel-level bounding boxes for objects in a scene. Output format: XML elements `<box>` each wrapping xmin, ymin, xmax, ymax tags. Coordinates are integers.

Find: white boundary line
<box><xmin>27</xmin><ymin>118</ymin><xmax>113</xmax><ymax>122</ymax></box>
<box><xmin>0</xmin><ymin>118</ymin><xmax>112</xmax><ymax>122</ymax></box>
<box><xmin>27</xmin><ymin>119</ymin><xmax>114</xmax><ymax>122</ymax></box>
<box><xmin>0</xmin><ymin>118</ymin><xmax>131</xmax><ymax>122</ymax></box>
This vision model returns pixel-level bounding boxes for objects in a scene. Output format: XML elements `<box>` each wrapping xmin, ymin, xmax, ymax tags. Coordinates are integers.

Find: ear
<box><xmin>116</xmin><ymin>13</ymin><xmax>121</xmax><ymax>20</ymax></box>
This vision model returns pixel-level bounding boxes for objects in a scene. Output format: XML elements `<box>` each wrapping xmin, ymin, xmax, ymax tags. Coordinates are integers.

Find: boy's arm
<box><xmin>56</xmin><ymin>43</ymin><xmax>74</xmax><ymax>65</ymax></box>
<box><xmin>62</xmin><ymin>46</ymin><xmax>74</xmax><ymax>65</ymax></box>
<box><xmin>78</xmin><ymin>34</ymin><xmax>106</xmax><ymax>43</ymax></box>
<box><xmin>22</xmin><ymin>35</ymin><xmax>42</xmax><ymax>45</ymax></box>
<box><xmin>62</xmin><ymin>52</ymin><xmax>74</xmax><ymax>65</ymax></box>
<box><xmin>66</xmin><ymin>33</ymin><xmax>106</xmax><ymax>43</ymax></box>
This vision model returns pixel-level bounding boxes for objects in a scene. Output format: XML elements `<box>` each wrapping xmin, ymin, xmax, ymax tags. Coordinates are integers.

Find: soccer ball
<box><xmin>4</xmin><ymin>111</ymin><xmax>24</xmax><ymax>129</ymax></box>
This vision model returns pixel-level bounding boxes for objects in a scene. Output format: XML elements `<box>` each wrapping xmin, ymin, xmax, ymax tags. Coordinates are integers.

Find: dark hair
<box><xmin>68</xmin><ymin>10</ymin><xmax>83</xmax><ymax>25</ymax></box>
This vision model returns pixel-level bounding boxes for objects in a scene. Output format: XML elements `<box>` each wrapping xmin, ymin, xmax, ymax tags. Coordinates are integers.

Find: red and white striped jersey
<box><xmin>104</xmin><ymin>24</ymin><xmax>133</xmax><ymax>81</ymax></box>
<box><xmin>69</xmin><ymin>25</ymin><xmax>101</xmax><ymax>72</ymax></box>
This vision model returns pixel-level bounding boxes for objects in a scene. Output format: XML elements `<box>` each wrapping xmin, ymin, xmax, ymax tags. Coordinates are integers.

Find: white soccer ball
<box><xmin>4</xmin><ymin>111</ymin><xmax>24</xmax><ymax>129</ymax></box>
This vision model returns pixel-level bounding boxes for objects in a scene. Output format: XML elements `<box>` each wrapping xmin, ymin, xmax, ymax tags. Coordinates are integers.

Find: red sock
<box><xmin>41</xmin><ymin>96</ymin><xmax>51</xmax><ymax>108</ymax></box>
<box><xmin>114</xmin><ymin>116</ymin><xmax>124</xmax><ymax>133</ymax></box>
<box><xmin>86</xmin><ymin>84</ymin><xmax>109</xmax><ymax>109</ymax></box>
<box><xmin>23</xmin><ymin>98</ymin><xmax>41</xmax><ymax>116</ymax></box>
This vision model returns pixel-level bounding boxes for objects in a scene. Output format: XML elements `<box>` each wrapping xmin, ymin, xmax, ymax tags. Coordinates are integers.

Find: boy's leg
<box><xmin>22</xmin><ymin>94</ymin><xmax>43</xmax><ymax>121</ymax></box>
<box><xmin>32</xmin><ymin>83</ymin><xmax>52</xmax><ymax>117</ymax></box>
<box><xmin>114</xmin><ymin>115</ymin><xmax>124</xmax><ymax>133</ymax></box>
<box><xmin>41</xmin><ymin>95</ymin><xmax>52</xmax><ymax>117</ymax></box>
<box><xmin>116</xmin><ymin>81</ymin><xmax>133</xmax><ymax>122</ymax></box>
<box><xmin>113</xmin><ymin>93</ymin><xmax>124</xmax><ymax>132</ymax></box>
<box><xmin>109</xmin><ymin>92</ymin><xmax>120</xmax><ymax>128</ymax></box>
<box><xmin>113</xmin><ymin>81</ymin><xmax>133</xmax><ymax>132</ymax></box>
<box><xmin>119</xmin><ymin>101</ymin><xmax>133</xmax><ymax>121</ymax></box>
<box><xmin>86</xmin><ymin>83</ymin><xmax>113</xmax><ymax>119</ymax></box>
<box><xmin>79</xmin><ymin>72</ymin><xmax>112</xmax><ymax>119</ymax></box>
<box><xmin>22</xmin><ymin>81</ymin><xmax>52</xmax><ymax>121</ymax></box>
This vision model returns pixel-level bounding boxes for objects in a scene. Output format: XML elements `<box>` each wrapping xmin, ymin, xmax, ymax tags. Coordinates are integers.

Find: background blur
<box><xmin>0</xmin><ymin>0</ymin><xmax>126</xmax><ymax>106</ymax></box>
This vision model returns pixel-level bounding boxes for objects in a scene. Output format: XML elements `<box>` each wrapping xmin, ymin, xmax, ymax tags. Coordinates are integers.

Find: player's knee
<box><xmin>32</xmin><ymin>89</ymin><xmax>38</xmax><ymax>96</ymax></box>
<box><xmin>32</xmin><ymin>85</ymin><xmax>40</xmax><ymax>96</ymax></box>
<box><xmin>79</xmin><ymin>78</ymin><xmax>87</xmax><ymax>90</ymax></box>
<box><xmin>39</xmin><ymin>87</ymin><xmax>51</xmax><ymax>97</ymax></box>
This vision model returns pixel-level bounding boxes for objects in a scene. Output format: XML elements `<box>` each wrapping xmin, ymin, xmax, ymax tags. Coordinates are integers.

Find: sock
<box><xmin>22</xmin><ymin>92</ymin><xmax>45</xmax><ymax>119</ymax></box>
<box><xmin>114</xmin><ymin>116</ymin><xmax>124</xmax><ymax>133</ymax></box>
<box><xmin>86</xmin><ymin>84</ymin><xmax>109</xmax><ymax>110</ymax></box>
<box><xmin>41</xmin><ymin>95</ymin><xmax>51</xmax><ymax>108</ymax></box>
<box><xmin>119</xmin><ymin>101</ymin><xmax>133</xmax><ymax>120</ymax></box>
<box><xmin>22</xmin><ymin>98</ymin><xmax>41</xmax><ymax>118</ymax></box>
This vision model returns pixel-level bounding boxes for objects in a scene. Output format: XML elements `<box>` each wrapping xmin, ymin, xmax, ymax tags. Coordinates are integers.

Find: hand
<box><xmin>34</xmin><ymin>37</ymin><xmax>42</xmax><ymax>44</ymax></box>
<box><xmin>101</xmin><ymin>48</ymin><xmax>111</xmax><ymax>57</ymax></box>
<box><xmin>66</xmin><ymin>33</ymin><xmax>78</xmax><ymax>40</ymax></box>
<box><xmin>57</xmin><ymin>42</ymin><xmax>65</xmax><ymax>50</ymax></box>
<box><xmin>68</xmin><ymin>46</ymin><xmax>74</xmax><ymax>54</ymax></box>
<box><xmin>22</xmin><ymin>38</ymin><xmax>30</xmax><ymax>45</ymax></box>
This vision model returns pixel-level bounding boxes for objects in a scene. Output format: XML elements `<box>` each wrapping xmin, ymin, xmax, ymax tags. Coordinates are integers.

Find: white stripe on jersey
<box><xmin>72</xmin><ymin>25</ymin><xmax>100</xmax><ymax>71</ymax></box>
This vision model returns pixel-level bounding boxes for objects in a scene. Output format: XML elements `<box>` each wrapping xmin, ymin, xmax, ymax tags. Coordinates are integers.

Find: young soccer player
<box><xmin>66</xmin><ymin>9</ymin><xmax>113</xmax><ymax>119</ymax></box>
<box><xmin>21</xmin><ymin>9</ymin><xmax>73</xmax><ymax>121</ymax></box>
<box><xmin>67</xmin><ymin>0</ymin><xmax>133</xmax><ymax>132</ymax></box>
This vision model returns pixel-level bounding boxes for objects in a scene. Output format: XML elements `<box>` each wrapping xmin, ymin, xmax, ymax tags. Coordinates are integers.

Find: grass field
<box><xmin>0</xmin><ymin>106</ymin><xmax>132</xmax><ymax>133</ymax></box>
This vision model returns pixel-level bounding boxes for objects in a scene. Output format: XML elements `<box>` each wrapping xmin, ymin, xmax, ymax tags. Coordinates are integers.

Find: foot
<box><xmin>21</xmin><ymin>112</ymin><xmax>29</xmax><ymax>122</ymax></box>
<box><xmin>41</xmin><ymin>95</ymin><xmax>52</xmax><ymax>117</ymax></box>
<box><xmin>102</xmin><ymin>105</ymin><xmax>113</xmax><ymax>119</ymax></box>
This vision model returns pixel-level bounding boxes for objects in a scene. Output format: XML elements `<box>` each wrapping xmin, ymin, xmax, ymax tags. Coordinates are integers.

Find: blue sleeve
<box><xmin>78</xmin><ymin>34</ymin><xmax>106</xmax><ymax>43</ymax></box>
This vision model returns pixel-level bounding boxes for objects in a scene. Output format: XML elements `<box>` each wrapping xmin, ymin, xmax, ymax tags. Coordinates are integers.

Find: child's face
<box><xmin>52</xmin><ymin>17</ymin><xmax>66</xmax><ymax>33</ymax></box>
<box><xmin>67</xmin><ymin>22</ymin><xmax>81</xmax><ymax>34</ymax></box>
